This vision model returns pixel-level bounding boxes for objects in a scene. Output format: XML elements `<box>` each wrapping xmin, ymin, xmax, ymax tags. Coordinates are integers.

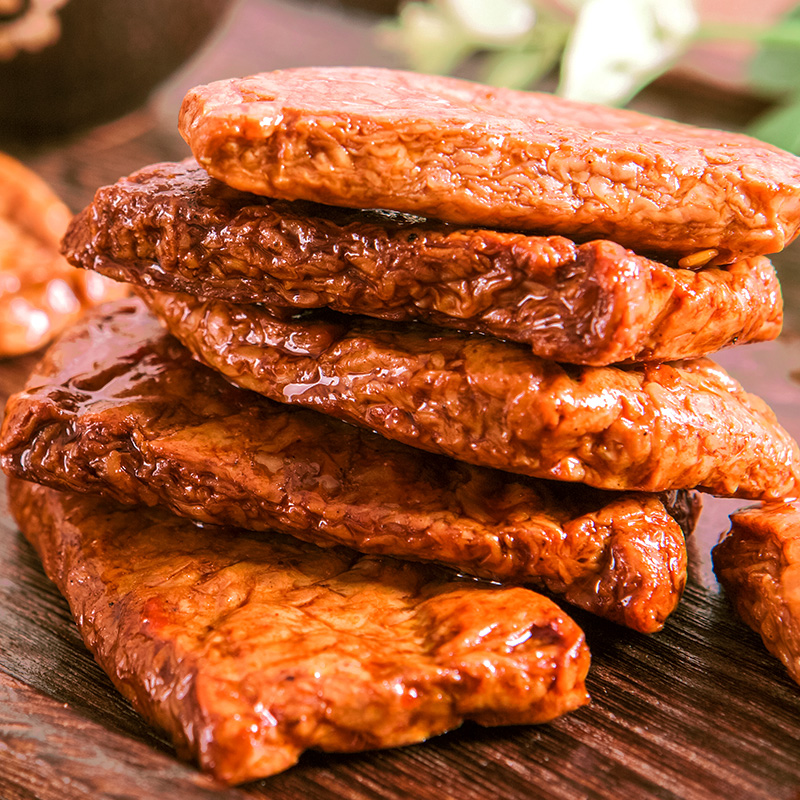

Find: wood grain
<box><xmin>2</xmin><ymin>1</ymin><xmax>800</xmax><ymax>797</ymax></box>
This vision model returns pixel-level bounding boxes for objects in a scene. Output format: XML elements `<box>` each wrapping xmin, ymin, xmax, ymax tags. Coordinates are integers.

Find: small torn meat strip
<box><xmin>61</xmin><ymin>159</ymin><xmax>782</xmax><ymax>366</ymax></box>
<box><xmin>179</xmin><ymin>67</ymin><xmax>800</xmax><ymax>264</ymax></box>
<box><xmin>9</xmin><ymin>479</ymin><xmax>590</xmax><ymax>783</ymax></box>
<box><xmin>139</xmin><ymin>288</ymin><xmax>800</xmax><ymax>500</ymax></box>
<box><xmin>0</xmin><ymin>297</ymin><xmax>694</xmax><ymax>633</ymax></box>
<box><xmin>713</xmin><ymin>503</ymin><xmax>800</xmax><ymax>687</ymax></box>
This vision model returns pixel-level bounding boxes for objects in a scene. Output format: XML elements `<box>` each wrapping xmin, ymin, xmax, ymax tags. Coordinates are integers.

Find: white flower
<box><xmin>441</xmin><ymin>0</ymin><xmax>537</xmax><ymax>45</ymax></box>
<box><xmin>558</xmin><ymin>0</ymin><xmax>698</xmax><ymax>105</ymax></box>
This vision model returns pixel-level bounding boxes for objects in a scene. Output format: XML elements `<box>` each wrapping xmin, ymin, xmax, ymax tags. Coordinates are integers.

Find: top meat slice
<box><xmin>179</xmin><ymin>67</ymin><xmax>800</xmax><ymax>264</ymax></box>
<box><xmin>62</xmin><ymin>159</ymin><xmax>782</xmax><ymax>366</ymax></box>
<box><xmin>10</xmin><ymin>479</ymin><xmax>590</xmax><ymax>783</ymax></box>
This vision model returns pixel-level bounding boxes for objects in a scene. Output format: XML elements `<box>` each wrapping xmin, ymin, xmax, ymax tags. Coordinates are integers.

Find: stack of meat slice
<box><xmin>4</xmin><ymin>67</ymin><xmax>800</xmax><ymax>782</ymax></box>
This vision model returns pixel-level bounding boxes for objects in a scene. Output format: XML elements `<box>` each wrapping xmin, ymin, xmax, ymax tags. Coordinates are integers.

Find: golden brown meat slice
<box><xmin>139</xmin><ymin>288</ymin><xmax>800</xmax><ymax>500</ymax></box>
<box><xmin>0</xmin><ymin>151</ymin><xmax>125</xmax><ymax>356</ymax></box>
<box><xmin>8</xmin><ymin>479</ymin><xmax>591</xmax><ymax>783</ymax></box>
<box><xmin>62</xmin><ymin>159</ymin><xmax>782</xmax><ymax>366</ymax></box>
<box><xmin>0</xmin><ymin>297</ymin><xmax>694</xmax><ymax>633</ymax></box>
<box><xmin>713</xmin><ymin>504</ymin><xmax>800</xmax><ymax>687</ymax></box>
<box><xmin>179</xmin><ymin>67</ymin><xmax>800</xmax><ymax>265</ymax></box>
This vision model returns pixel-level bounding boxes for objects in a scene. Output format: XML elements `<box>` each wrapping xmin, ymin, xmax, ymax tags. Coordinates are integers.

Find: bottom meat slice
<box><xmin>713</xmin><ymin>503</ymin><xmax>800</xmax><ymax>686</ymax></box>
<box><xmin>8</xmin><ymin>478</ymin><xmax>590</xmax><ymax>783</ymax></box>
<box><xmin>0</xmin><ymin>298</ymin><xmax>694</xmax><ymax>632</ymax></box>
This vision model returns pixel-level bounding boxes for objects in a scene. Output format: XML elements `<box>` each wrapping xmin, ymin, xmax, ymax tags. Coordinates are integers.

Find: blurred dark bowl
<box><xmin>310</xmin><ymin>0</ymin><xmax>400</xmax><ymax>14</ymax></box>
<box><xmin>0</xmin><ymin>0</ymin><xmax>236</xmax><ymax>141</ymax></box>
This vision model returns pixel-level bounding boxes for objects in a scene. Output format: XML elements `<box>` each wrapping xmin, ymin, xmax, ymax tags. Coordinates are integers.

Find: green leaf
<box><xmin>479</xmin><ymin>8</ymin><xmax>567</xmax><ymax>89</ymax></box>
<box><xmin>760</xmin><ymin>17</ymin><xmax>800</xmax><ymax>46</ymax></box>
<box><xmin>482</xmin><ymin>46</ymin><xmax>559</xmax><ymax>88</ymax></box>
<box><xmin>440</xmin><ymin>0</ymin><xmax>537</xmax><ymax>45</ymax></box>
<box><xmin>749</xmin><ymin>5</ymin><xmax>800</xmax><ymax>94</ymax></box>
<box><xmin>747</xmin><ymin>92</ymin><xmax>800</xmax><ymax>154</ymax></box>
<box><xmin>379</xmin><ymin>2</ymin><xmax>471</xmax><ymax>75</ymax></box>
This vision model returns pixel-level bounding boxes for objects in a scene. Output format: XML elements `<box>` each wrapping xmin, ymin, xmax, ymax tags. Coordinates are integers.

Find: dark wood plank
<box><xmin>0</xmin><ymin>672</ymin><xmax>234</xmax><ymax>800</ymax></box>
<box><xmin>2</xmin><ymin>1</ymin><xmax>800</xmax><ymax>797</ymax></box>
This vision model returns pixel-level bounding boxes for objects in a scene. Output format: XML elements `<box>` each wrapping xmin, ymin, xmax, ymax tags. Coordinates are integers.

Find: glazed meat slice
<box><xmin>62</xmin><ymin>160</ymin><xmax>782</xmax><ymax>366</ymax></box>
<box><xmin>713</xmin><ymin>504</ymin><xmax>800</xmax><ymax>687</ymax></box>
<box><xmin>0</xmin><ymin>298</ymin><xmax>693</xmax><ymax>633</ymax></box>
<box><xmin>139</xmin><ymin>288</ymin><xmax>800</xmax><ymax>500</ymax></box>
<box><xmin>180</xmin><ymin>67</ymin><xmax>800</xmax><ymax>264</ymax></box>
<box><xmin>0</xmin><ymin>152</ymin><xmax>125</xmax><ymax>356</ymax></box>
<box><xmin>9</xmin><ymin>479</ymin><xmax>591</xmax><ymax>782</ymax></box>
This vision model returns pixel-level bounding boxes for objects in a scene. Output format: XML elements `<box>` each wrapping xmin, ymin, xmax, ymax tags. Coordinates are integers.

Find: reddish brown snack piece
<box><xmin>0</xmin><ymin>297</ymin><xmax>693</xmax><ymax>632</ymax></box>
<box><xmin>179</xmin><ymin>67</ymin><xmax>800</xmax><ymax>264</ymax></box>
<box><xmin>140</xmin><ymin>288</ymin><xmax>800</xmax><ymax>500</ymax></box>
<box><xmin>0</xmin><ymin>151</ymin><xmax>126</xmax><ymax>356</ymax></box>
<box><xmin>8</xmin><ymin>479</ymin><xmax>591</xmax><ymax>783</ymax></box>
<box><xmin>62</xmin><ymin>160</ymin><xmax>783</xmax><ymax>366</ymax></box>
<box><xmin>713</xmin><ymin>503</ymin><xmax>800</xmax><ymax>686</ymax></box>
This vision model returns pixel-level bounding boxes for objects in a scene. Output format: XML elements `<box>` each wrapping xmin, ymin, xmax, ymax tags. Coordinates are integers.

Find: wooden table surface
<box><xmin>2</xmin><ymin>2</ymin><xmax>800</xmax><ymax>798</ymax></box>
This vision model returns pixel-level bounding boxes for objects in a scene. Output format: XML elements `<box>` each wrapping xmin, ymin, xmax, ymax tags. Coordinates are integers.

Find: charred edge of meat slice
<box><xmin>660</xmin><ymin>490</ymin><xmax>703</xmax><ymax>539</ymax></box>
<box><xmin>0</xmin><ymin>297</ymin><xmax>690</xmax><ymax>632</ymax></box>
<box><xmin>60</xmin><ymin>159</ymin><xmax>782</xmax><ymax>366</ymax></box>
<box><xmin>137</xmin><ymin>288</ymin><xmax>800</xmax><ymax>500</ymax></box>
<box><xmin>8</xmin><ymin>478</ymin><xmax>590</xmax><ymax>783</ymax></box>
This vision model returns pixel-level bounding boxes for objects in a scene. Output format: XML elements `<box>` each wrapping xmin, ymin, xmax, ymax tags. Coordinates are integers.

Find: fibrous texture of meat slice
<box><xmin>0</xmin><ymin>298</ymin><xmax>694</xmax><ymax>633</ymax></box>
<box><xmin>139</xmin><ymin>288</ymin><xmax>800</xmax><ymax>500</ymax></box>
<box><xmin>713</xmin><ymin>503</ymin><xmax>800</xmax><ymax>687</ymax></box>
<box><xmin>0</xmin><ymin>151</ymin><xmax>125</xmax><ymax>356</ymax></box>
<box><xmin>179</xmin><ymin>67</ymin><xmax>800</xmax><ymax>264</ymax></box>
<box><xmin>62</xmin><ymin>160</ymin><xmax>782</xmax><ymax>366</ymax></box>
<box><xmin>9</xmin><ymin>478</ymin><xmax>591</xmax><ymax>783</ymax></box>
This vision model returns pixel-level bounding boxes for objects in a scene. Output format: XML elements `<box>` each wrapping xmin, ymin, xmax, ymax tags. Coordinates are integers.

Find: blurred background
<box><xmin>3</xmin><ymin>0</ymin><xmax>800</xmax><ymax>186</ymax></box>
